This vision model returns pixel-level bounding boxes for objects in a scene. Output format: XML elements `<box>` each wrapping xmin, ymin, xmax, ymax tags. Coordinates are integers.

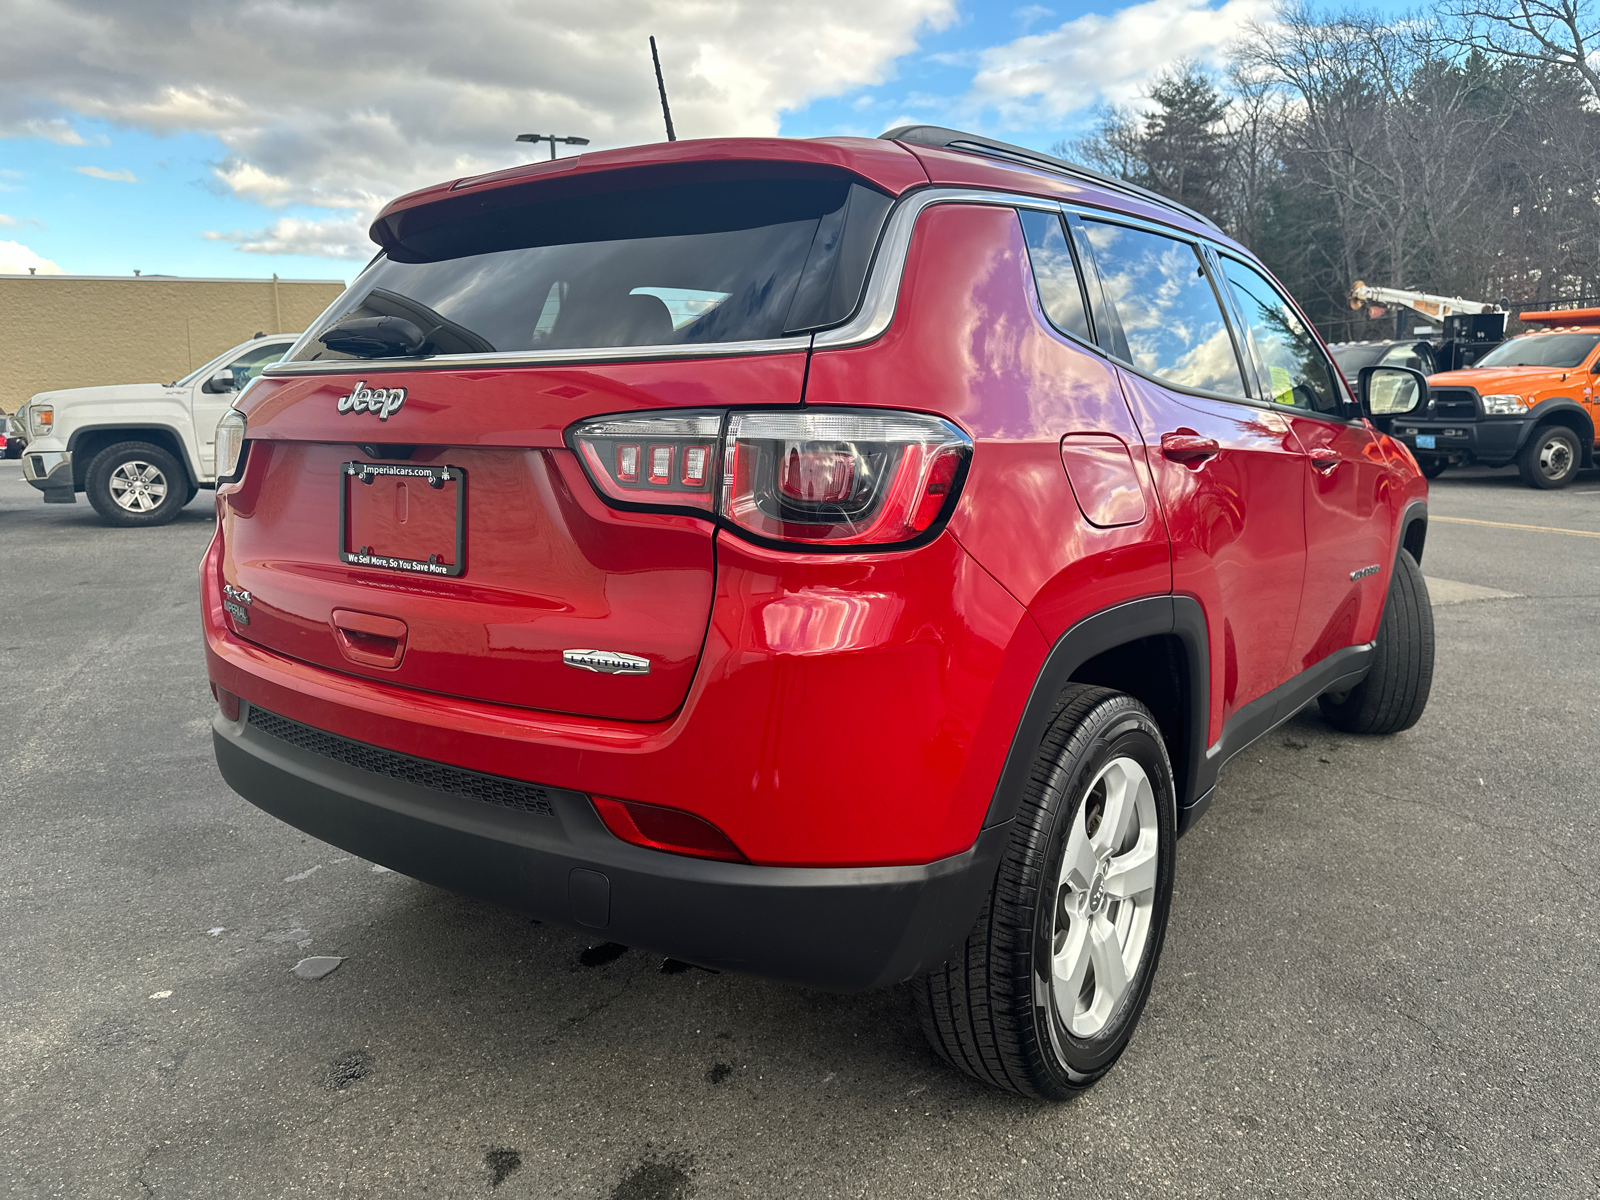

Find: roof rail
<box><xmin>879</xmin><ymin>124</ymin><xmax>1222</xmax><ymax>232</ymax></box>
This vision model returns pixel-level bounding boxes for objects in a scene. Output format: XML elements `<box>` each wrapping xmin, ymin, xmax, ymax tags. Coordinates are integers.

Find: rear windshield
<box><xmin>1474</xmin><ymin>331</ymin><xmax>1600</xmax><ymax>369</ymax></box>
<box><xmin>289</xmin><ymin>176</ymin><xmax>892</xmax><ymax>363</ymax></box>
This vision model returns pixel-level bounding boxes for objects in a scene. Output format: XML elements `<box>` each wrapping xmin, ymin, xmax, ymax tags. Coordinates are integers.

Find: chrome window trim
<box><xmin>259</xmin><ymin>184</ymin><xmax>1246</xmax><ymax>378</ymax></box>
<box><xmin>262</xmin><ymin>335</ymin><xmax>812</xmax><ymax>377</ymax></box>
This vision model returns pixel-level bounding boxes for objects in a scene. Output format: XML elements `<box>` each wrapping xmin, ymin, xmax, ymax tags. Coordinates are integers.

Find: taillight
<box><xmin>570</xmin><ymin>412</ymin><xmax>721</xmax><ymax>512</ymax></box>
<box><xmin>591</xmin><ymin>796</ymin><xmax>748</xmax><ymax>862</ymax></box>
<box><xmin>567</xmin><ymin>408</ymin><xmax>971</xmax><ymax>548</ymax></box>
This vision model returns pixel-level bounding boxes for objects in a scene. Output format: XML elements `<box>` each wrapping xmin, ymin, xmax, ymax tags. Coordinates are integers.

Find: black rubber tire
<box><xmin>1319</xmin><ymin>549</ymin><xmax>1434</xmax><ymax>734</ymax></box>
<box><xmin>1515</xmin><ymin>424</ymin><xmax>1581</xmax><ymax>489</ymax></box>
<box><xmin>1418</xmin><ymin>455</ymin><xmax>1448</xmax><ymax>480</ymax></box>
<box><xmin>911</xmin><ymin>686</ymin><xmax>1177</xmax><ymax>1100</ymax></box>
<box><xmin>84</xmin><ymin>441</ymin><xmax>190</xmax><ymax>527</ymax></box>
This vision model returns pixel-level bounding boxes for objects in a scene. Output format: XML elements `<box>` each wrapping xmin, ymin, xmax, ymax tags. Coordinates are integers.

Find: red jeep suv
<box><xmin>203</xmin><ymin>127</ymin><xmax>1434</xmax><ymax>1099</ymax></box>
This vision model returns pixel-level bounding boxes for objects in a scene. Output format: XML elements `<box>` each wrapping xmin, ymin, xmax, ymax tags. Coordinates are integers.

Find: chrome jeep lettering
<box><xmin>336</xmin><ymin>381</ymin><xmax>407</xmax><ymax>421</ymax></box>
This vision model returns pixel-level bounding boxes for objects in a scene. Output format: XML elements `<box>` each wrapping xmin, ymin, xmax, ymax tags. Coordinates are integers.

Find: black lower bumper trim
<box><xmin>213</xmin><ymin>709</ymin><xmax>1007</xmax><ymax>992</ymax></box>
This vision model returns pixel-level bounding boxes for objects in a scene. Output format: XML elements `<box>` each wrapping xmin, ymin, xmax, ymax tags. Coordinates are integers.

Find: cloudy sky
<box><xmin>0</xmin><ymin>0</ymin><xmax>1396</xmax><ymax>280</ymax></box>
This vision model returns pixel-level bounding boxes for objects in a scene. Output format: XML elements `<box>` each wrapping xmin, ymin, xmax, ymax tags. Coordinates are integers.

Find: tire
<box><xmin>1515</xmin><ymin>424</ymin><xmax>1581</xmax><ymax>489</ymax></box>
<box><xmin>912</xmin><ymin>686</ymin><xmax>1177</xmax><ymax>1100</ymax></box>
<box><xmin>1418</xmin><ymin>455</ymin><xmax>1448</xmax><ymax>480</ymax></box>
<box><xmin>84</xmin><ymin>441</ymin><xmax>190</xmax><ymax>527</ymax></box>
<box><xmin>1319</xmin><ymin>549</ymin><xmax>1434</xmax><ymax>734</ymax></box>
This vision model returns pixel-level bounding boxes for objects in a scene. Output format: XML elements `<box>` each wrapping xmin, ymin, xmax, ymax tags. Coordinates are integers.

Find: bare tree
<box><xmin>1445</xmin><ymin>0</ymin><xmax>1600</xmax><ymax>104</ymax></box>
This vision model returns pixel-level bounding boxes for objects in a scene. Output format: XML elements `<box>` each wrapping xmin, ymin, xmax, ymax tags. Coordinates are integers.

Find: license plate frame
<box><xmin>339</xmin><ymin>461</ymin><xmax>466</xmax><ymax>578</ymax></box>
<box><xmin>1414</xmin><ymin>434</ymin><xmax>1436</xmax><ymax>450</ymax></box>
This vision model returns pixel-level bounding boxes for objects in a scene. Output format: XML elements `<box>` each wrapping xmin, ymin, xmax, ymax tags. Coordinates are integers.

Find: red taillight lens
<box><xmin>616</xmin><ymin>444</ymin><xmax>640</xmax><ymax>483</ymax></box>
<box><xmin>591</xmin><ymin>796</ymin><xmax>748</xmax><ymax>863</ymax></box>
<box><xmin>721</xmin><ymin>410</ymin><xmax>970</xmax><ymax>546</ymax></box>
<box><xmin>779</xmin><ymin>447</ymin><xmax>855</xmax><ymax>503</ymax></box>
<box><xmin>211</xmin><ymin>682</ymin><xmax>240</xmax><ymax>721</ymax></box>
<box><xmin>571</xmin><ymin>412</ymin><xmax>721</xmax><ymax>512</ymax></box>
<box><xmin>568</xmin><ymin>408</ymin><xmax>971</xmax><ymax>546</ymax></box>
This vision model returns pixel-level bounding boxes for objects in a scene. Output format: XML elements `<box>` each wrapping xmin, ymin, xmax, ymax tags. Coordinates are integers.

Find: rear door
<box><xmin>1075</xmin><ymin>216</ymin><xmax>1308</xmax><ymax>739</ymax></box>
<box><xmin>1216</xmin><ymin>255</ymin><xmax>1393</xmax><ymax>671</ymax></box>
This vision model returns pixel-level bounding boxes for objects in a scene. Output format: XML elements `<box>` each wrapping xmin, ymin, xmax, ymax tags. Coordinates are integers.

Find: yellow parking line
<box><xmin>1432</xmin><ymin>515</ymin><xmax>1600</xmax><ymax>539</ymax></box>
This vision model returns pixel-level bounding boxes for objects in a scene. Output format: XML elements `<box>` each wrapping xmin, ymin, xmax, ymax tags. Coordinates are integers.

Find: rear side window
<box><xmin>1019</xmin><ymin>209</ymin><xmax>1092</xmax><ymax>342</ymax></box>
<box><xmin>1081</xmin><ymin>220</ymin><xmax>1246</xmax><ymax>397</ymax></box>
<box><xmin>292</xmin><ymin>177</ymin><xmax>892</xmax><ymax>362</ymax></box>
<box><xmin>1220</xmin><ymin>258</ymin><xmax>1341</xmax><ymax>413</ymax></box>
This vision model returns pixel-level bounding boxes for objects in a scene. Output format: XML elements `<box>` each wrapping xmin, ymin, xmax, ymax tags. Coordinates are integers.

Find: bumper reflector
<box><xmin>591</xmin><ymin>796</ymin><xmax>748</xmax><ymax>862</ymax></box>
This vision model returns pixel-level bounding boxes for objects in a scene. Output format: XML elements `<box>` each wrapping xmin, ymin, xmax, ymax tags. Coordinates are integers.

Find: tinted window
<box><xmin>1019</xmin><ymin>209</ymin><xmax>1091</xmax><ymax>342</ymax></box>
<box><xmin>1474</xmin><ymin>332</ymin><xmax>1600</xmax><ymax>369</ymax></box>
<box><xmin>1220</xmin><ymin>258</ymin><xmax>1340</xmax><ymax>413</ymax></box>
<box><xmin>1378</xmin><ymin>343</ymin><xmax>1432</xmax><ymax>373</ymax></box>
<box><xmin>1081</xmin><ymin>221</ymin><xmax>1246</xmax><ymax>396</ymax></box>
<box><xmin>292</xmin><ymin>178</ymin><xmax>892</xmax><ymax>362</ymax></box>
<box><xmin>228</xmin><ymin>342</ymin><xmax>289</xmax><ymax>386</ymax></box>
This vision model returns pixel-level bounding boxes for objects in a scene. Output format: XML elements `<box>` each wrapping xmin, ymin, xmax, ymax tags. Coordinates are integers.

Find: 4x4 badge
<box><xmin>336</xmin><ymin>380</ymin><xmax>407</xmax><ymax>421</ymax></box>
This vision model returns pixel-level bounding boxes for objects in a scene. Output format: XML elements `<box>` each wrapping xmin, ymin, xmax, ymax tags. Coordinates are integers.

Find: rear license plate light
<box><xmin>340</xmin><ymin>462</ymin><xmax>465</xmax><ymax>577</ymax></box>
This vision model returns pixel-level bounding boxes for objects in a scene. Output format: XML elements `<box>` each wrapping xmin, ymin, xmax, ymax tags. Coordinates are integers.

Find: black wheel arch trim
<box><xmin>988</xmin><ymin>595</ymin><xmax>1385</xmax><ymax>840</ymax></box>
<box><xmin>1515</xmin><ymin>399</ymin><xmax>1595</xmax><ymax>465</ymax></box>
<box><xmin>1398</xmin><ymin>499</ymin><xmax>1427</xmax><ymax>569</ymax></box>
<box><xmin>66</xmin><ymin>424</ymin><xmax>200</xmax><ymax>488</ymax></box>
<box><xmin>983</xmin><ymin>596</ymin><xmax>1210</xmax><ymax>833</ymax></box>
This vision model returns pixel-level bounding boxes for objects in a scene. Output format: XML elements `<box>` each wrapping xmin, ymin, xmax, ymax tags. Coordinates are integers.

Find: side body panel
<box><xmin>803</xmin><ymin>202</ymin><xmax>1172</xmax><ymax>641</ymax></box>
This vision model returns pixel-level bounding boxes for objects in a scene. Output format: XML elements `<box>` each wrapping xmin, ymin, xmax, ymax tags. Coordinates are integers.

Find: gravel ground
<box><xmin>1</xmin><ymin>456</ymin><xmax>1596</xmax><ymax>1199</ymax></box>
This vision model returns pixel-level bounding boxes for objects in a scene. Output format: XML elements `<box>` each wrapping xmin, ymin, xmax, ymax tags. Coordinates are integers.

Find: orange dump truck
<box><xmin>1391</xmin><ymin>309</ymin><xmax>1599</xmax><ymax>488</ymax></box>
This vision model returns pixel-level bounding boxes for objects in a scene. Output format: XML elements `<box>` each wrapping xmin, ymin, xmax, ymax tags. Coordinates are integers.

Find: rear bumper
<box><xmin>214</xmin><ymin>703</ymin><xmax>1007</xmax><ymax>991</ymax></box>
<box><xmin>1391</xmin><ymin>417</ymin><xmax>1526</xmax><ymax>465</ymax></box>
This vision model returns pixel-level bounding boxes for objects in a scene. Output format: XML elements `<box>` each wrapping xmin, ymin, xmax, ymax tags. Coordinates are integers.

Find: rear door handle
<box><xmin>1308</xmin><ymin>448</ymin><xmax>1341</xmax><ymax>473</ymax></box>
<box><xmin>1160</xmin><ymin>433</ymin><xmax>1220</xmax><ymax>463</ymax></box>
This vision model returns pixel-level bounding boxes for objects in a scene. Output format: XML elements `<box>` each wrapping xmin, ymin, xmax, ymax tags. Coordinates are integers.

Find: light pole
<box><xmin>515</xmin><ymin>133</ymin><xmax>590</xmax><ymax>160</ymax></box>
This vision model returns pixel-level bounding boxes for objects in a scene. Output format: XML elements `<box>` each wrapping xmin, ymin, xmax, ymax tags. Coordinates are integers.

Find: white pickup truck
<box><xmin>18</xmin><ymin>334</ymin><xmax>295</xmax><ymax>526</ymax></box>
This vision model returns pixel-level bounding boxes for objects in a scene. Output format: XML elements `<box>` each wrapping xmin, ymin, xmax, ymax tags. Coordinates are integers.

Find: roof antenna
<box><xmin>650</xmin><ymin>36</ymin><xmax>676</xmax><ymax>142</ymax></box>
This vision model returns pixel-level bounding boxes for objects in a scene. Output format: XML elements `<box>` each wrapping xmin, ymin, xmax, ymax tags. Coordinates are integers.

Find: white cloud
<box><xmin>0</xmin><ymin>240</ymin><xmax>64</xmax><ymax>274</ymax></box>
<box><xmin>0</xmin><ymin>116</ymin><xmax>94</xmax><ymax>144</ymax></box>
<box><xmin>1</xmin><ymin>0</ymin><xmax>956</xmax><ymax>260</ymax></box>
<box><xmin>967</xmin><ymin>0</ymin><xmax>1272</xmax><ymax>126</ymax></box>
<box><xmin>76</xmin><ymin>166</ymin><xmax>138</xmax><ymax>182</ymax></box>
<box><xmin>204</xmin><ymin>215</ymin><xmax>373</xmax><ymax>261</ymax></box>
<box><xmin>0</xmin><ymin>214</ymin><xmax>15</xmax><ymax>226</ymax></box>
<box><xmin>1014</xmin><ymin>5</ymin><xmax>1054</xmax><ymax>29</ymax></box>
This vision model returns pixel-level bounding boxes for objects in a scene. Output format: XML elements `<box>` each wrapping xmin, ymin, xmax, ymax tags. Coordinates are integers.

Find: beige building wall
<box><xmin>0</xmin><ymin>274</ymin><xmax>347</xmax><ymax>413</ymax></box>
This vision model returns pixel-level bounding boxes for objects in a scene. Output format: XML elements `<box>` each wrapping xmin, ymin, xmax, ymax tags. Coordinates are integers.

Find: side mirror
<box><xmin>203</xmin><ymin>370</ymin><xmax>238</xmax><ymax>394</ymax></box>
<box><xmin>1357</xmin><ymin>365</ymin><xmax>1427</xmax><ymax>421</ymax></box>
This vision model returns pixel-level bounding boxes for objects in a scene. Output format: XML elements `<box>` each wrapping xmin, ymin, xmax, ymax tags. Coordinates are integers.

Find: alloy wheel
<box><xmin>1050</xmin><ymin>755</ymin><xmax>1160</xmax><ymax>1038</ymax></box>
<box><xmin>108</xmin><ymin>460</ymin><xmax>169</xmax><ymax>513</ymax></box>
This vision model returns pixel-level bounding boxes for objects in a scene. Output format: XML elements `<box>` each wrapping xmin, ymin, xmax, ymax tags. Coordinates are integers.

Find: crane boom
<box><xmin>1349</xmin><ymin>282</ymin><xmax>1499</xmax><ymax>320</ymax></box>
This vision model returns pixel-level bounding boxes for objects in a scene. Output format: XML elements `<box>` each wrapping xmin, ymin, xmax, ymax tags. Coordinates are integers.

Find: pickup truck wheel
<box><xmin>1516</xmin><ymin>425</ymin><xmax>1581</xmax><ymax>489</ymax></box>
<box><xmin>85</xmin><ymin>441</ymin><xmax>189</xmax><ymax>527</ymax></box>
<box><xmin>1418</xmin><ymin>455</ymin><xmax>1448</xmax><ymax>480</ymax></box>
<box><xmin>911</xmin><ymin>686</ymin><xmax>1176</xmax><ymax>1100</ymax></box>
<box><xmin>1319</xmin><ymin>549</ymin><xmax>1433</xmax><ymax>735</ymax></box>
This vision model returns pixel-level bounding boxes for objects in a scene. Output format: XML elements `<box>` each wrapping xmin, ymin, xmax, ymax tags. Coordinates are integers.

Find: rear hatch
<box><xmin>220</xmin><ymin>157</ymin><xmax>901</xmax><ymax>722</ymax></box>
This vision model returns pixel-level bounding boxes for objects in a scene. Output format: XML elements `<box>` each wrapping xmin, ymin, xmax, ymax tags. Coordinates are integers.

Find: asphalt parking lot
<box><xmin>2</xmin><ymin>456</ymin><xmax>1597</xmax><ymax>1199</ymax></box>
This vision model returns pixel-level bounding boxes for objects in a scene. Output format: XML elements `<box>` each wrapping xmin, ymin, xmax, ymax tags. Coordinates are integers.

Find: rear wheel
<box><xmin>1320</xmin><ymin>549</ymin><xmax>1433</xmax><ymax>734</ymax></box>
<box><xmin>85</xmin><ymin>441</ymin><xmax>189</xmax><ymax>527</ymax></box>
<box><xmin>1516</xmin><ymin>425</ymin><xmax>1581</xmax><ymax>489</ymax></box>
<box><xmin>912</xmin><ymin>686</ymin><xmax>1176</xmax><ymax>1100</ymax></box>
